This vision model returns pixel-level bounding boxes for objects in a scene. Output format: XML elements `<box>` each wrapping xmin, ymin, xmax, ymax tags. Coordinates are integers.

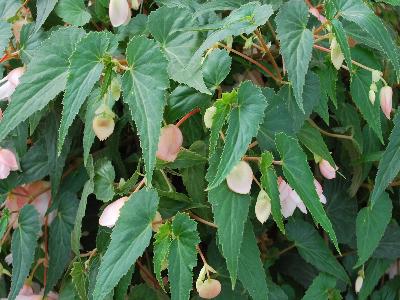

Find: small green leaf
<box><xmin>153</xmin><ymin>223</ymin><xmax>172</xmax><ymax>290</ymax></box>
<box><xmin>203</xmin><ymin>48</ymin><xmax>232</xmax><ymax>91</ymax></box>
<box><xmin>169</xmin><ymin>213</ymin><xmax>200</xmax><ymax>300</ymax></box>
<box><xmin>9</xmin><ymin>205</ymin><xmax>40</xmax><ymax>300</ymax></box>
<box><xmin>71</xmin><ymin>261</ymin><xmax>88</xmax><ymax>300</ymax></box>
<box><xmin>0</xmin><ymin>0</ymin><xmax>20</xmax><ymax>20</ymax></box>
<box><xmin>93</xmin><ymin>189</ymin><xmax>159</xmax><ymax>300</ymax></box>
<box><xmin>302</xmin><ymin>273</ymin><xmax>338</xmax><ymax>300</ymax></box>
<box><xmin>0</xmin><ymin>21</ymin><xmax>11</xmax><ymax>53</ymax></box>
<box><xmin>56</xmin><ymin>0</ymin><xmax>91</xmax><ymax>26</ymax></box>
<box><xmin>0</xmin><ymin>208</ymin><xmax>10</xmax><ymax>241</ymax></box>
<box><xmin>276</xmin><ymin>0</ymin><xmax>313</xmax><ymax>110</ymax></box>
<box><xmin>355</xmin><ymin>192</ymin><xmax>392</xmax><ymax>267</ymax></box>
<box><xmin>276</xmin><ymin>133</ymin><xmax>339</xmax><ymax>252</ymax></box>
<box><xmin>93</xmin><ymin>159</ymin><xmax>115</xmax><ymax>202</ymax></box>
<box><xmin>35</xmin><ymin>0</ymin><xmax>58</xmax><ymax>32</ymax></box>
<box><xmin>121</xmin><ymin>36</ymin><xmax>169</xmax><ymax>185</ymax></box>
<box><xmin>286</xmin><ymin>219</ymin><xmax>349</xmax><ymax>283</ymax></box>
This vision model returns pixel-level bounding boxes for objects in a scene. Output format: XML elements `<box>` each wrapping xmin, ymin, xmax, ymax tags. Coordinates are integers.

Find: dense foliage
<box><xmin>0</xmin><ymin>0</ymin><xmax>400</xmax><ymax>299</ymax></box>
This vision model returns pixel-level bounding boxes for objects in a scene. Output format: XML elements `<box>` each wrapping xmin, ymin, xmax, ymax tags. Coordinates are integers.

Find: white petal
<box><xmin>226</xmin><ymin>161</ymin><xmax>253</xmax><ymax>194</ymax></box>
<box><xmin>255</xmin><ymin>190</ymin><xmax>271</xmax><ymax>224</ymax></box>
<box><xmin>109</xmin><ymin>0</ymin><xmax>131</xmax><ymax>27</ymax></box>
<box><xmin>99</xmin><ymin>197</ymin><xmax>128</xmax><ymax>227</ymax></box>
<box><xmin>0</xmin><ymin>81</ymin><xmax>16</xmax><ymax>101</ymax></box>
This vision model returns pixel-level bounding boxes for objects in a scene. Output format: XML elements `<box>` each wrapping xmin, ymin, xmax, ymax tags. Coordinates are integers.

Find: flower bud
<box><xmin>314</xmin><ymin>179</ymin><xmax>327</xmax><ymax>204</ymax></box>
<box><xmin>93</xmin><ymin>115</ymin><xmax>115</xmax><ymax>141</ymax></box>
<box><xmin>99</xmin><ymin>197</ymin><xmax>129</xmax><ymax>228</ymax></box>
<box><xmin>0</xmin><ymin>148</ymin><xmax>19</xmax><ymax>179</ymax></box>
<box><xmin>330</xmin><ymin>38</ymin><xmax>344</xmax><ymax>70</ymax></box>
<box><xmin>355</xmin><ymin>275</ymin><xmax>363</xmax><ymax>294</ymax></box>
<box><xmin>156</xmin><ymin>125</ymin><xmax>183</xmax><ymax>162</ymax></box>
<box><xmin>371</xmin><ymin>70</ymin><xmax>382</xmax><ymax>83</ymax></box>
<box><xmin>196</xmin><ymin>266</ymin><xmax>221</xmax><ymax>299</ymax></box>
<box><xmin>370</xmin><ymin>83</ymin><xmax>377</xmax><ymax>92</ymax></box>
<box><xmin>204</xmin><ymin>106</ymin><xmax>216</xmax><ymax>129</ymax></box>
<box><xmin>380</xmin><ymin>86</ymin><xmax>393</xmax><ymax>120</ymax></box>
<box><xmin>255</xmin><ymin>190</ymin><xmax>271</xmax><ymax>224</ymax></box>
<box><xmin>152</xmin><ymin>211</ymin><xmax>162</xmax><ymax>232</ymax></box>
<box><xmin>368</xmin><ymin>90</ymin><xmax>376</xmax><ymax>104</ymax></box>
<box><xmin>319</xmin><ymin>159</ymin><xmax>337</xmax><ymax>180</ymax></box>
<box><xmin>226</xmin><ymin>161</ymin><xmax>253</xmax><ymax>194</ymax></box>
<box><xmin>109</xmin><ymin>0</ymin><xmax>131</xmax><ymax>27</ymax></box>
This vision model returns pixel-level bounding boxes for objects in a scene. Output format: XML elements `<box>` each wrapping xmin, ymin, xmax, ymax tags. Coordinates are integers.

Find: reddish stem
<box><xmin>313</xmin><ymin>44</ymin><xmax>330</xmax><ymax>53</ymax></box>
<box><xmin>176</xmin><ymin>108</ymin><xmax>201</xmax><ymax>128</ymax></box>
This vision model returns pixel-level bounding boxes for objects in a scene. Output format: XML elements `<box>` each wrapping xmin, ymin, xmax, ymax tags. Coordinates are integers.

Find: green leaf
<box><xmin>208</xmin><ymin>81</ymin><xmax>267</xmax><ymax>189</ymax></box>
<box><xmin>373</xmin><ymin>221</ymin><xmax>400</xmax><ymax>259</ymax></box>
<box><xmin>359</xmin><ymin>258</ymin><xmax>394</xmax><ymax>300</ymax></box>
<box><xmin>19</xmin><ymin>22</ymin><xmax>47</xmax><ymax>65</ymax></box>
<box><xmin>148</xmin><ymin>6</ymin><xmax>209</xmax><ymax>94</ymax></box>
<box><xmin>350</xmin><ymin>67</ymin><xmax>383</xmax><ymax>142</ymax></box>
<box><xmin>0</xmin><ymin>0</ymin><xmax>20</xmax><ymax>20</ymax></box>
<box><xmin>203</xmin><ymin>48</ymin><xmax>232</xmax><ymax>91</ymax></box>
<box><xmin>121</xmin><ymin>36</ymin><xmax>169</xmax><ymax>185</ymax></box>
<box><xmin>260</xmin><ymin>152</ymin><xmax>285</xmax><ymax>233</ymax></box>
<box><xmin>275</xmin><ymin>133</ymin><xmax>339</xmax><ymax>251</ymax></box>
<box><xmin>297</xmin><ymin>122</ymin><xmax>335</xmax><ymax>167</ymax></box>
<box><xmin>9</xmin><ymin>205</ymin><xmax>40</xmax><ymax>300</ymax></box>
<box><xmin>71</xmin><ymin>261</ymin><xmax>89</xmax><ymax>300</ymax></box>
<box><xmin>58</xmin><ymin>31</ymin><xmax>114</xmax><ymax>153</ymax></box>
<box><xmin>157</xmin><ymin>148</ymin><xmax>207</xmax><ymax>169</ymax></box>
<box><xmin>168</xmin><ymin>213</ymin><xmax>199</xmax><ymax>300</ymax></box>
<box><xmin>0</xmin><ymin>21</ymin><xmax>11</xmax><ymax>53</ymax></box>
<box><xmin>286</xmin><ymin>219</ymin><xmax>349</xmax><ymax>283</ymax></box>
<box><xmin>35</xmin><ymin>0</ymin><xmax>58</xmax><ymax>32</ymax></box>
<box><xmin>237</xmin><ymin>221</ymin><xmax>269</xmax><ymax>300</ymax></box>
<box><xmin>46</xmin><ymin>192</ymin><xmax>79</xmax><ymax>293</ymax></box>
<box><xmin>302</xmin><ymin>273</ymin><xmax>338</xmax><ymax>300</ymax></box>
<box><xmin>331</xmin><ymin>19</ymin><xmax>352</xmax><ymax>71</ymax></box>
<box><xmin>208</xmin><ymin>180</ymin><xmax>250</xmax><ymax>287</ymax></box>
<box><xmin>276</xmin><ymin>0</ymin><xmax>313</xmax><ymax>110</ymax></box>
<box><xmin>93</xmin><ymin>189</ymin><xmax>159</xmax><ymax>300</ymax></box>
<box><xmin>55</xmin><ymin>0</ymin><xmax>91</xmax><ymax>26</ymax></box>
<box><xmin>93</xmin><ymin>159</ymin><xmax>115</xmax><ymax>202</ymax></box>
<box><xmin>355</xmin><ymin>192</ymin><xmax>392</xmax><ymax>267</ymax></box>
<box><xmin>334</xmin><ymin>0</ymin><xmax>400</xmax><ymax>79</ymax></box>
<box><xmin>0</xmin><ymin>208</ymin><xmax>9</xmax><ymax>241</ymax></box>
<box><xmin>114</xmin><ymin>265</ymin><xmax>134</xmax><ymax>300</ymax></box>
<box><xmin>371</xmin><ymin>111</ymin><xmax>400</xmax><ymax>206</ymax></box>
<box><xmin>0</xmin><ymin>27</ymin><xmax>85</xmax><ymax>143</ymax></box>
<box><xmin>153</xmin><ymin>223</ymin><xmax>172</xmax><ymax>290</ymax></box>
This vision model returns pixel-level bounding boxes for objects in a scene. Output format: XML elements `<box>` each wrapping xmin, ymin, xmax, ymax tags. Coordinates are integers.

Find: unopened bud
<box><xmin>368</xmin><ymin>89</ymin><xmax>376</xmax><ymax>105</ymax></box>
<box><xmin>93</xmin><ymin>115</ymin><xmax>115</xmax><ymax>141</ymax></box>
<box><xmin>226</xmin><ymin>161</ymin><xmax>253</xmax><ymax>195</ymax></box>
<box><xmin>255</xmin><ymin>190</ymin><xmax>271</xmax><ymax>224</ymax></box>
<box><xmin>109</xmin><ymin>0</ymin><xmax>131</xmax><ymax>27</ymax></box>
<box><xmin>355</xmin><ymin>275</ymin><xmax>363</xmax><ymax>294</ymax></box>
<box><xmin>319</xmin><ymin>159</ymin><xmax>337</xmax><ymax>180</ymax></box>
<box><xmin>196</xmin><ymin>266</ymin><xmax>221</xmax><ymax>299</ymax></box>
<box><xmin>156</xmin><ymin>125</ymin><xmax>183</xmax><ymax>162</ymax></box>
<box><xmin>99</xmin><ymin>197</ymin><xmax>129</xmax><ymax>228</ymax></box>
<box><xmin>380</xmin><ymin>86</ymin><xmax>393</xmax><ymax>120</ymax></box>
<box><xmin>330</xmin><ymin>38</ymin><xmax>344</xmax><ymax>70</ymax></box>
<box><xmin>204</xmin><ymin>106</ymin><xmax>216</xmax><ymax>129</ymax></box>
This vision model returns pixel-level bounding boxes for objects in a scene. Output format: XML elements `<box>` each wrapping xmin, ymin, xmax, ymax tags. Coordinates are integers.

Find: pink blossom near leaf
<box><xmin>156</xmin><ymin>125</ymin><xmax>183</xmax><ymax>162</ymax></box>
<box><xmin>319</xmin><ymin>159</ymin><xmax>337</xmax><ymax>180</ymax></box>
<box><xmin>109</xmin><ymin>0</ymin><xmax>131</xmax><ymax>27</ymax></box>
<box><xmin>380</xmin><ymin>86</ymin><xmax>393</xmax><ymax>119</ymax></box>
<box><xmin>0</xmin><ymin>148</ymin><xmax>19</xmax><ymax>179</ymax></box>
<box><xmin>255</xmin><ymin>189</ymin><xmax>271</xmax><ymax>224</ymax></box>
<box><xmin>99</xmin><ymin>196</ymin><xmax>129</xmax><ymax>228</ymax></box>
<box><xmin>0</xmin><ymin>67</ymin><xmax>25</xmax><ymax>101</ymax></box>
<box><xmin>226</xmin><ymin>160</ymin><xmax>253</xmax><ymax>194</ymax></box>
<box><xmin>196</xmin><ymin>266</ymin><xmax>221</xmax><ymax>299</ymax></box>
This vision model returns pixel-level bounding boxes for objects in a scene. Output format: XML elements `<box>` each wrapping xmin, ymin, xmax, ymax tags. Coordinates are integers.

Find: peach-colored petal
<box><xmin>197</xmin><ymin>279</ymin><xmax>222</xmax><ymax>299</ymax></box>
<box><xmin>226</xmin><ymin>161</ymin><xmax>253</xmax><ymax>194</ymax></box>
<box><xmin>314</xmin><ymin>179</ymin><xmax>327</xmax><ymax>204</ymax></box>
<box><xmin>92</xmin><ymin>115</ymin><xmax>115</xmax><ymax>141</ymax></box>
<box><xmin>109</xmin><ymin>0</ymin><xmax>131</xmax><ymax>27</ymax></box>
<box><xmin>319</xmin><ymin>159</ymin><xmax>336</xmax><ymax>180</ymax></box>
<box><xmin>156</xmin><ymin>125</ymin><xmax>183</xmax><ymax>162</ymax></box>
<box><xmin>380</xmin><ymin>86</ymin><xmax>393</xmax><ymax>120</ymax></box>
<box><xmin>99</xmin><ymin>197</ymin><xmax>129</xmax><ymax>228</ymax></box>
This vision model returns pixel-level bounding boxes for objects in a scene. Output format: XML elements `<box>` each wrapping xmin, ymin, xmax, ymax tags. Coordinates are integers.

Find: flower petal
<box><xmin>109</xmin><ymin>0</ymin><xmax>131</xmax><ymax>27</ymax></box>
<box><xmin>99</xmin><ymin>197</ymin><xmax>129</xmax><ymax>228</ymax></box>
<box><xmin>226</xmin><ymin>161</ymin><xmax>253</xmax><ymax>194</ymax></box>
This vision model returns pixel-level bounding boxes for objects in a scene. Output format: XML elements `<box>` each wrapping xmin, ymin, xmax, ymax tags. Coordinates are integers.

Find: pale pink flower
<box><xmin>380</xmin><ymin>86</ymin><xmax>393</xmax><ymax>119</ymax></box>
<box><xmin>314</xmin><ymin>179</ymin><xmax>327</xmax><ymax>204</ymax></box>
<box><xmin>196</xmin><ymin>266</ymin><xmax>221</xmax><ymax>299</ymax></box>
<box><xmin>0</xmin><ymin>148</ymin><xmax>19</xmax><ymax>179</ymax></box>
<box><xmin>109</xmin><ymin>0</ymin><xmax>131</xmax><ymax>27</ymax></box>
<box><xmin>156</xmin><ymin>125</ymin><xmax>183</xmax><ymax>162</ymax></box>
<box><xmin>226</xmin><ymin>161</ymin><xmax>253</xmax><ymax>194</ymax></box>
<box><xmin>0</xmin><ymin>67</ymin><xmax>25</xmax><ymax>101</ymax></box>
<box><xmin>1</xmin><ymin>284</ymin><xmax>59</xmax><ymax>300</ymax></box>
<box><xmin>319</xmin><ymin>159</ymin><xmax>337</xmax><ymax>180</ymax></box>
<box><xmin>99</xmin><ymin>196</ymin><xmax>129</xmax><ymax>228</ymax></box>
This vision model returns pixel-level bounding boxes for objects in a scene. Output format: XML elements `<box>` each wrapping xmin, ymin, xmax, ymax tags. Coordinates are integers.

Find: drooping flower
<box><xmin>330</xmin><ymin>38</ymin><xmax>344</xmax><ymax>70</ymax></box>
<box><xmin>92</xmin><ymin>103</ymin><xmax>116</xmax><ymax>141</ymax></box>
<box><xmin>319</xmin><ymin>159</ymin><xmax>337</xmax><ymax>180</ymax></box>
<box><xmin>368</xmin><ymin>89</ymin><xmax>376</xmax><ymax>105</ymax></box>
<box><xmin>196</xmin><ymin>265</ymin><xmax>222</xmax><ymax>299</ymax></box>
<box><xmin>380</xmin><ymin>86</ymin><xmax>393</xmax><ymax>120</ymax></box>
<box><xmin>255</xmin><ymin>189</ymin><xmax>271</xmax><ymax>224</ymax></box>
<box><xmin>204</xmin><ymin>106</ymin><xmax>216</xmax><ymax>129</ymax></box>
<box><xmin>355</xmin><ymin>275</ymin><xmax>363</xmax><ymax>294</ymax></box>
<box><xmin>0</xmin><ymin>67</ymin><xmax>25</xmax><ymax>101</ymax></box>
<box><xmin>156</xmin><ymin>125</ymin><xmax>183</xmax><ymax>162</ymax></box>
<box><xmin>226</xmin><ymin>161</ymin><xmax>253</xmax><ymax>194</ymax></box>
<box><xmin>99</xmin><ymin>196</ymin><xmax>129</xmax><ymax>228</ymax></box>
<box><xmin>0</xmin><ymin>148</ymin><xmax>19</xmax><ymax>179</ymax></box>
<box><xmin>109</xmin><ymin>0</ymin><xmax>131</xmax><ymax>27</ymax></box>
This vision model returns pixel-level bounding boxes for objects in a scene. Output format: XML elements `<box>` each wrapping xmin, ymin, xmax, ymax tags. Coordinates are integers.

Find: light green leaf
<box><xmin>169</xmin><ymin>213</ymin><xmax>200</xmax><ymax>300</ymax></box>
<box><xmin>275</xmin><ymin>133</ymin><xmax>339</xmax><ymax>251</ymax></box>
<box><xmin>298</xmin><ymin>122</ymin><xmax>335</xmax><ymax>167</ymax></box>
<box><xmin>0</xmin><ymin>27</ymin><xmax>85</xmax><ymax>143</ymax></box>
<box><xmin>0</xmin><ymin>0</ymin><xmax>20</xmax><ymax>20</ymax></box>
<box><xmin>35</xmin><ymin>0</ymin><xmax>58</xmax><ymax>32</ymax></box>
<box><xmin>93</xmin><ymin>159</ymin><xmax>115</xmax><ymax>202</ymax></box>
<box><xmin>46</xmin><ymin>192</ymin><xmax>79</xmax><ymax>293</ymax></box>
<box><xmin>0</xmin><ymin>209</ymin><xmax>9</xmax><ymax>241</ymax></box>
<box><xmin>157</xmin><ymin>148</ymin><xmax>207</xmax><ymax>169</ymax></box>
<box><xmin>121</xmin><ymin>36</ymin><xmax>169</xmax><ymax>185</ymax></box>
<box><xmin>0</xmin><ymin>21</ymin><xmax>11</xmax><ymax>53</ymax></box>
<box><xmin>260</xmin><ymin>152</ymin><xmax>285</xmax><ymax>233</ymax></box>
<box><xmin>71</xmin><ymin>261</ymin><xmax>88</xmax><ymax>300</ymax></box>
<box><xmin>276</xmin><ymin>0</ymin><xmax>313</xmax><ymax>110</ymax></box>
<box><xmin>286</xmin><ymin>219</ymin><xmax>349</xmax><ymax>283</ymax></box>
<box><xmin>58</xmin><ymin>31</ymin><xmax>114</xmax><ymax>153</ymax></box>
<box><xmin>9</xmin><ymin>205</ymin><xmax>40</xmax><ymax>300</ymax></box>
<box><xmin>371</xmin><ymin>111</ymin><xmax>400</xmax><ymax>206</ymax></box>
<box><xmin>93</xmin><ymin>189</ymin><xmax>159</xmax><ymax>300</ymax></box>
<box><xmin>355</xmin><ymin>192</ymin><xmax>392</xmax><ymax>267</ymax></box>
<box><xmin>19</xmin><ymin>22</ymin><xmax>47</xmax><ymax>65</ymax></box>
<box><xmin>153</xmin><ymin>223</ymin><xmax>172</xmax><ymax>290</ymax></box>
<box><xmin>208</xmin><ymin>81</ymin><xmax>267</xmax><ymax>189</ymax></box>
<box><xmin>331</xmin><ymin>19</ymin><xmax>352</xmax><ymax>71</ymax></box>
<box><xmin>376</xmin><ymin>0</ymin><xmax>400</xmax><ymax>5</ymax></box>
<box><xmin>203</xmin><ymin>48</ymin><xmax>232</xmax><ymax>91</ymax></box>
<box><xmin>237</xmin><ymin>221</ymin><xmax>269</xmax><ymax>300</ymax></box>
<box><xmin>359</xmin><ymin>258</ymin><xmax>394</xmax><ymax>300</ymax></box>
<box><xmin>56</xmin><ymin>0</ymin><xmax>91</xmax><ymax>26</ymax></box>
<box><xmin>302</xmin><ymin>273</ymin><xmax>338</xmax><ymax>300</ymax></box>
